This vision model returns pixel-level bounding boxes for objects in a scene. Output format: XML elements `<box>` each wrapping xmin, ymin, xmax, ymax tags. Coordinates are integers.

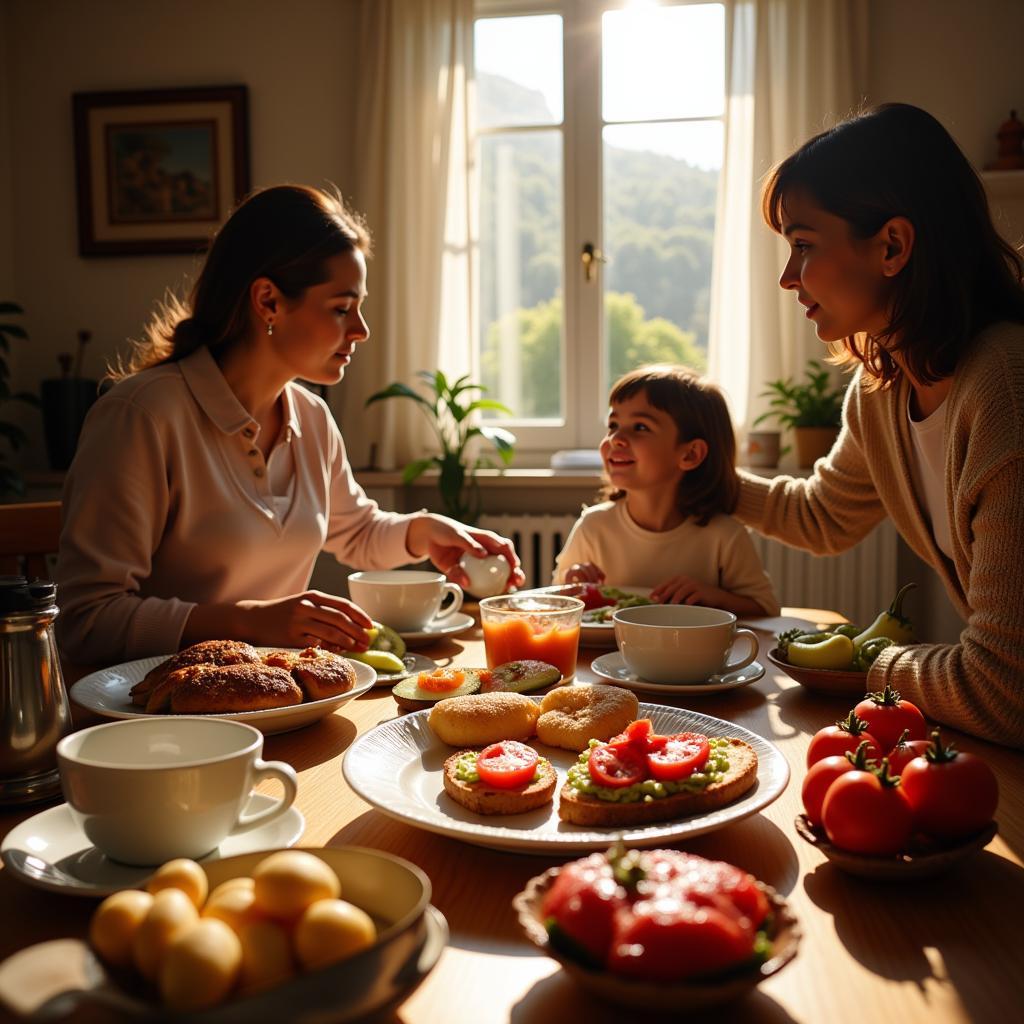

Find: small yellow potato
<box><xmin>236</xmin><ymin>919</ymin><xmax>296</xmax><ymax>995</ymax></box>
<box><xmin>202</xmin><ymin>883</ymin><xmax>259</xmax><ymax>934</ymax></box>
<box><xmin>89</xmin><ymin>889</ymin><xmax>154</xmax><ymax>968</ymax></box>
<box><xmin>207</xmin><ymin>875</ymin><xmax>255</xmax><ymax>905</ymax></box>
<box><xmin>293</xmin><ymin>899</ymin><xmax>376</xmax><ymax>971</ymax></box>
<box><xmin>132</xmin><ymin>888</ymin><xmax>199</xmax><ymax>981</ymax></box>
<box><xmin>159</xmin><ymin>918</ymin><xmax>242</xmax><ymax>1012</ymax></box>
<box><xmin>145</xmin><ymin>858</ymin><xmax>209</xmax><ymax>909</ymax></box>
<box><xmin>251</xmin><ymin>851</ymin><xmax>340</xmax><ymax>920</ymax></box>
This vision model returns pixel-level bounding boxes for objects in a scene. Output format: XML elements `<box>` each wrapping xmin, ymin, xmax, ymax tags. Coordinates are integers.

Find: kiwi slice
<box><xmin>479</xmin><ymin>660</ymin><xmax>562</xmax><ymax>694</ymax></box>
<box><xmin>370</xmin><ymin>622</ymin><xmax>407</xmax><ymax>659</ymax></box>
<box><xmin>392</xmin><ymin>669</ymin><xmax>482</xmax><ymax>711</ymax></box>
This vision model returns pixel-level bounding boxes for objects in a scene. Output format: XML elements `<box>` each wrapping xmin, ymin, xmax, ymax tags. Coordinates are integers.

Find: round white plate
<box><xmin>370</xmin><ymin>652</ymin><xmax>437</xmax><ymax>687</ymax></box>
<box><xmin>342</xmin><ymin>701</ymin><xmax>788</xmax><ymax>854</ymax></box>
<box><xmin>590</xmin><ymin>652</ymin><xmax>766</xmax><ymax>695</ymax></box>
<box><xmin>398</xmin><ymin>611</ymin><xmax>476</xmax><ymax>645</ymax></box>
<box><xmin>70</xmin><ymin>654</ymin><xmax>376</xmax><ymax>735</ymax></box>
<box><xmin>1</xmin><ymin>794</ymin><xmax>305</xmax><ymax>897</ymax></box>
<box><xmin>522</xmin><ymin>585</ymin><xmax>654</xmax><ymax>647</ymax></box>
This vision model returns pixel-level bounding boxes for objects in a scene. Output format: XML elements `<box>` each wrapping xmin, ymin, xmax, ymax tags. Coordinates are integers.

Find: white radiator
<box><xmin>480</xmin><ymin>512</ymin><xmax>899</xmax><ymax>625</ymax></box>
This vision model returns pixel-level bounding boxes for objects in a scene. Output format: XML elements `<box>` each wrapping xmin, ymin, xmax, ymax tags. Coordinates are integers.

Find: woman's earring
<box><xmin>266</xmin><ymin>321</ymin><xmax>274</xmax><ymax>336</ymax></box>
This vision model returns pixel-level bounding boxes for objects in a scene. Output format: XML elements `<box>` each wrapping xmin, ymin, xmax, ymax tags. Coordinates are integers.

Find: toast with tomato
<box><xmin>443</xmin><ymin>741</ymin><xmax>557</xmax><ymax>815</ymax></box>
<box><xmin>557</xmin><ymin>724</ymin><xmax>759</xmax><ymax>827</ymax></box>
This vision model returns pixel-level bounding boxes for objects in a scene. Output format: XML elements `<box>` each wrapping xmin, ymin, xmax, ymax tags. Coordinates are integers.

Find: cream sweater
<box><xmin>737</xmin><ymin>322</ymin><xmax>1024</xmax><ymax>749</ymax></box>
<box><xmin>56</xmin><ymin>347</ymin><xmax>413</xmax><ymax>663</ymax></box>
<box><xmin>553</xmin><ymin>500</ymin><xmax>781</xmax><ymax>616</ymax></box>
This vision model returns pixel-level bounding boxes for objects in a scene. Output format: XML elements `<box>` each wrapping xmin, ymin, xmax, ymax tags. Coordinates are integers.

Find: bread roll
<box><xmin>429</xmin><ymin>692</ymin><xmax>539</xmax><ymax>747</ymax></box>
<box><xmin>535</xmin><ymin>684</ymin><xmax>639</xmax><ymax>751</ymax></box>
<box><xmin>169</xmin><ymin>664</ymin><xmax>303</xmax><ymax>713</ymax></box>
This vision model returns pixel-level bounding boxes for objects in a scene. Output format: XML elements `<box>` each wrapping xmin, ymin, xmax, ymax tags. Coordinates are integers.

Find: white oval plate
<box><xmin>590</xmin><ymin>652</ymin><xmax>766</xmax><ymax>695</ymax></box>
<box><xmin>70</xmin><ymin>654</ymin><xmax>376</xmax><ymax>735</ymax></box>
<box><xmin>342</xmin><ymin>702</ymin><xmax>789</xmax><ymax>854</ymax></box>
<box><xmin>522</xmin><ymin>585</ymin><xmax>654</xmax><ymax>647</ymax></box>
<box><xmin>397</xmin><ymin>611</ymin><xmax>476</xmax><ymax>645</ymax></box>
<box><xmin>0</xmin><ymin>794</ymin><xmax>305</xmax><ymax>897</ymax></box>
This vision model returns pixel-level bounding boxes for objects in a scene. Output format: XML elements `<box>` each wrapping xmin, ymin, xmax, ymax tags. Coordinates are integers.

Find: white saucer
<box><xmin>1</xmin><ymin>793</ymin><xmax>305</xmax><ymax>897</ymax></box>
<box><xmin>590</xmin><ymin>651</ymin><xmax>765</xmax><ymax>695</ymax></box>
<box><xmin>370</xmin><ymin>652</ymin><xmax>437</xmax><ymax>686</ymax></box>
<box><xmin>398</xmin><ymin>611</ymin><xmax>475</xmax><ymax>645</ymax></box>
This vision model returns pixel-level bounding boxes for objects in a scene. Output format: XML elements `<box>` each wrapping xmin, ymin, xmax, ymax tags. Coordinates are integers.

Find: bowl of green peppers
<box><xmin>767</xmin><ymin>585</ymin><xmax>916</xmax><ymax>695</ymax></box>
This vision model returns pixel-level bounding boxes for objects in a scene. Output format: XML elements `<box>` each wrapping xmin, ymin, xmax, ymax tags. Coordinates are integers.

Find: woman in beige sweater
<box><xmin>742</xmin><ymin>103</ymin><xmax>1024</xmax><ymax>749</ymax></box>
<box><xmin>56</xmin><ymin>186</ymin><xmax>523</xmax><ymax>664</ymax></box>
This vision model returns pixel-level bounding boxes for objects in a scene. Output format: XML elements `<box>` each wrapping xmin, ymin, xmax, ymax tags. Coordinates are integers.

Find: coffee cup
<box><xmin>347</xmin><ymin>570</ymin><xmax>463</xmax><ymax>632</ymax></box>
<box><xmin>613</xmin><ymin>605</ymin><xmax>759</xmax><ymax>685</ymax></box>
<box><xmin>57</xmin><ymin>717</ymin><xmax>298</xmax><ymax>866</ymax></box>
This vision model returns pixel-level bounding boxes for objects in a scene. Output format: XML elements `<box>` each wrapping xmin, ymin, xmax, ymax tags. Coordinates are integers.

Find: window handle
<box><xmin>580</xmin><ymin>242</ymin><xmax>607</xmax><ymax>282</ymax></box>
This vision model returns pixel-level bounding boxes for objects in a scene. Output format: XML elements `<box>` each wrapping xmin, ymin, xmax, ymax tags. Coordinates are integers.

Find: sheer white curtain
<box><xmin>708</xmin><ymin>0</ymin><xmax>869</xmax><ymax>430</ymax></box>
<box><xmin>342</xmin><ymin>0</ymin><xmax>475</xmax><ymax>470</ymax></box>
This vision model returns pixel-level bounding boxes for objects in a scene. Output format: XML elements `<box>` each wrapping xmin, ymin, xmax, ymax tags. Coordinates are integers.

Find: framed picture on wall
<box><xmin>72</xmin><ymin>85</ymin><xmax>249</xmax><ymax>256</ymax></box>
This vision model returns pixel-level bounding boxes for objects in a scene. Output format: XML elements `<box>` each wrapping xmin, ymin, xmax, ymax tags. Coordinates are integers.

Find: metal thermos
<box><xmin>0</xmin><ymin>576</ymin><xmax>72</xmax><ymax>804</ymax></box>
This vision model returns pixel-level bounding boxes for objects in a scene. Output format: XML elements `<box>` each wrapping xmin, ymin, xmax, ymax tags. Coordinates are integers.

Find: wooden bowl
<box><xmin>513</xmin><ymin>864</ymin><xmax>800</xmax><ymax>1010</ymax></box>
<box><xmin>794</xmin><ymin>814</ymin><xmax>998</xmax><ymax>879</ymax></box>
<box><xmin>766</xmin><ymin>648</ymin><xmax>868</xmax><ymax>696</ymax></box>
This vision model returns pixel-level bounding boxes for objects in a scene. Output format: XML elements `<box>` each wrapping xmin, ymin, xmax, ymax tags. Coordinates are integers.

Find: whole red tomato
<box><xmin>806</xmin><ymin>710</ymin><xmax>882</xmax><ymax>767</ymax></box>
<box><xmin>853</xmin><ymin>684</ymin><xmax>926</xmax><ymax>752</ymax></box>
<box><xmin>801</xmin><ymin>742</ymin><xmax>878</xmax><ymax>828</ymax></box>
<box><xmin>821</xmin><ymin>765</ymin><xmax>913</xmax><ymax>856</ymax></box>
<box><xmin>887</xmin><ymin>731</ymin><xmax>932</xmax><ymax>774</ymax></box>
<box><xmin>899</xmin><ymin>731</ymin><xmax>999</xmax><ymax>841</ymax></box>
<box><xmin>541</xmin><ymin>853</ymin><xmax>625</xmax><ymax>963</ymax></box>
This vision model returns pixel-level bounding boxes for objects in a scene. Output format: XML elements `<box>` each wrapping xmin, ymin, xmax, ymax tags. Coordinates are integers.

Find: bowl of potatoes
<box><xmin>0</xmin><ymin>847</ymin><xmax>445</xmax><ymax>1023</ymax></box>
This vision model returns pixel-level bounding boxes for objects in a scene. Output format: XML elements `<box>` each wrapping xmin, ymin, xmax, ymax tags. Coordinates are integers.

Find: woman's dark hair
<box><xmin>112</xmin><ymin>184</ymin><xmax>370</xmax><ymax>379</ymax></box>
<box><xmin>601</xmin><ymin>365</ymin><xmax>739</xmax><ymax>526</ymax></box>
<box><xmin>762</xmin><ymin>103</ymin><xmax>1024</xmax><ymax>389</ymax></box>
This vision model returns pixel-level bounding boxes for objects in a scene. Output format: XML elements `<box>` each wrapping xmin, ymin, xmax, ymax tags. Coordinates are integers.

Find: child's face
<box><xmin>777</xmin><ymin>190</ymin><xmax>891</xmax><ymax>342</ymax></box>
<box><xmin>600</xmin><ymin>391</ymin><xmax>693</xmax><ymax>494</ymax></box>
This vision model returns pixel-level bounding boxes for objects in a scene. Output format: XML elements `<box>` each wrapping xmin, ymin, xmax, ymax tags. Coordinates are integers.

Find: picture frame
<box><xmin>72</xmin><ymin>85</ymin><xmax>249</xmax><ymax>256</ymax></box>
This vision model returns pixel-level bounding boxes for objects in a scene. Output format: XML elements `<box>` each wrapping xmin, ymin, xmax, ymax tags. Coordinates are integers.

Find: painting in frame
<box><xmin>72</xmin><ymin>85</ymin><xmax>249</xmax><ymax>256</ymax></box>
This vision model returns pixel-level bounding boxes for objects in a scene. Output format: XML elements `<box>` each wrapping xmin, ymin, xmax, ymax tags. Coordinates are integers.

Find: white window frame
<box><xmin>473</xmin><ymin>0</ymin><xmax>724</xmax><ymax>459</ymax></box>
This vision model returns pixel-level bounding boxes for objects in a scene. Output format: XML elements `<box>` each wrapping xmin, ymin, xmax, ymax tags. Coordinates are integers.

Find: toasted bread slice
<box><xmin>442</xmin><ymin>749</ymin><xmax>556</xmax><ymax>816</ymax></box>
<box><xmin>557</xmin><ymin>738</ymin><xmax>758</xmax><ymax>827</ymax></box>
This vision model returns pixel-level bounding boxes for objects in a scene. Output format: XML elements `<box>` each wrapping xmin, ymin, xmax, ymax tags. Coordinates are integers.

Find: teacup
<box><xmin>57</xmin><ymin>717</ymin><xmax>298</xmax><ymax>866</ymax></box>
<box><xmin>613</xmin><ymin>605</ymin><xmax>759</xmax><ymax>685</ymax></box>
<box><xmin>348</xmin><ymin>570</ymin><xmax>463</xmax><ymax>632</ymax></box>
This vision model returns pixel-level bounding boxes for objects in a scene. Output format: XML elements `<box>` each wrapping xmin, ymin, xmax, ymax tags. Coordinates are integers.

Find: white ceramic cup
<box><xmin>348</xmin><ymin>570</ymin><xmax>463</xmax><ymax>632</ymax></box>
<box><xmin>57</xmin><ymin>717</ymin><xmax>298</xmax><ymax>866</ymax></box>
<box><xmin>613</xmin><ymin>604</ymin><xmax>759</xmax><ymax>685</ymax></box>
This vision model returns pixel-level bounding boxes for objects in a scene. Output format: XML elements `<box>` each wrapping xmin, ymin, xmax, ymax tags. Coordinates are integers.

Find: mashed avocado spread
<box><xmin>455</xmin><ymin>751</ymin><xmax>549</xmax><ymax>785</ymax></box>
<box><xmin>567</xmin><ymin>737</ymin><xmax>731</xmax><ymax>803</ymax></box>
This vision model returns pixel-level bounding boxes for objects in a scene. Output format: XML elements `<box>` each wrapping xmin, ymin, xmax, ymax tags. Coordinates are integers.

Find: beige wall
<box><xmin>0</xmin><ymin>0</ymin><xmax>359</xmax><ymax>469</ymax></box>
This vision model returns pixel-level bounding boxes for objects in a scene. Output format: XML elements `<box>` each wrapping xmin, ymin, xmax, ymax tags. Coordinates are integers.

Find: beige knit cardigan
<box><xmin>737</xmin><ymin>321</ymin><xmax>1024</xmax><ymax>749</ymax></box>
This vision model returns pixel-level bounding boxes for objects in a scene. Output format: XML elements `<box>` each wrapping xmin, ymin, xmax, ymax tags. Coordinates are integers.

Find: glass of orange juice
<box><xmin>479</xmin><ymin>594</ymin><xmax>585</xmax><ymax>680</ymax></box>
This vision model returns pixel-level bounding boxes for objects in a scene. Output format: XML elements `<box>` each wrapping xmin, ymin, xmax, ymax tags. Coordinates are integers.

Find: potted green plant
<box><xmin>0</xmin><ymin>302</ymin><xmax>41</xmax><ymax>495</ymax></box>
<box><xmin>365</xmin><ymin>370</ymin><xmax>516</xmax><ymax>524</ymax></box>
<box><xmin>752</xmin><ymin>359</ymin><xmax>847</xmax><ymax>468</ymax></box>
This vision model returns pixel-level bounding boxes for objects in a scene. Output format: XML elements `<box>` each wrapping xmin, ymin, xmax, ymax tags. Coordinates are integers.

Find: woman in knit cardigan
<box><xmin>741</xmin><ymin>103</ymin><xmax>1024</xmax><ymax>749</ymax></box>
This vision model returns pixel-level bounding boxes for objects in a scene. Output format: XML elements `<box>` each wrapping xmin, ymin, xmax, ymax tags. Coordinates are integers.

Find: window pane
<box><xmin>475</xmin><ymin>16</ymin><xmax>563</xmax><ymax>129</ymax></box>
<box><xmin>602</xmin><ymin>4</ymin><xmax>724</xmax><ymax>122</ymax></box>
<box><xmin>602</xmin><ymin>121</ymin><xmax>722</xmax><ymax>385</ymax></box>
<box><xmin>478</xmin><ymin>131</ymin><xmax>563</xmax><ymax>420</ymax></box>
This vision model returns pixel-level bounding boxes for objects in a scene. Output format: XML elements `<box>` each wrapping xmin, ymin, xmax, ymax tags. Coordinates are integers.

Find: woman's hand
<box><xmin>236</xmin><ymin>591</ymin><xmax>375</xmax><ymax>652</ymax></box>
<box><xmin>405</xmin><ymin>513</ymin><xmax>525</xmax><ymax>591</ymax></box>
<box><xmin>565</xmin><ymin>562</ymin><xmax>606</xmax><ymax>584</ymax></box>
<box><xmin>651</xmin><ymin>575</ymin><xmax>727</xmax><ymax>607</ymax></box>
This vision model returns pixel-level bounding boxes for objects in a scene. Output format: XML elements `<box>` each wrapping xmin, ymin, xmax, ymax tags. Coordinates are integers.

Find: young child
<box><xmin>553</xmin><ymin>365</ymin><xmax>780</xmax><ymax>617</ymax></box>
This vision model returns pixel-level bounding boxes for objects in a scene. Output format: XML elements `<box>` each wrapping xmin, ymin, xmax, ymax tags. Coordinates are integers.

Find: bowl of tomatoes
<box><xmin>798</xmin><ymin>687</ymin><xmax>1000</xmax><ymax>878</ymax></box>
<box><xmin>513</xmin><ymin>845</ymin><xmax>800</xmax><ymax>1010</ymax></box>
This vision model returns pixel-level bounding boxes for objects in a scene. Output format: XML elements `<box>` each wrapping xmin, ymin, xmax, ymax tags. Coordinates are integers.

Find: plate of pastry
<box><xmin>71</xmin><ymin>640</ymin><xmax>376</xmax><ymax>735</ymax></box>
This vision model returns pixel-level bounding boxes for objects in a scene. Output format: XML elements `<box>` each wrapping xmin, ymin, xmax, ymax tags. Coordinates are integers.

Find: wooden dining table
<box><xmin>1</xmin><ymin>608</ymin><xmax>1022</xmax><ymax>1024</ymax></box>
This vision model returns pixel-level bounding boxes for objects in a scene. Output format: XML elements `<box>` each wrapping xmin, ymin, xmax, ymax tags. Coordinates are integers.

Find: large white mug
<box><xmin>57</xmin><ymin>718</ymin><xmax>298</xmax><ymax>866</ymax></box>
<box><xmin>347</xmin><ymin>570</ymin><xmax>463</xmax><ymax>632</ymax></box>
<box><xmin>613</xmin><ymin>605</ymin><xmax>759</xmax><ymax>685</ymax></box>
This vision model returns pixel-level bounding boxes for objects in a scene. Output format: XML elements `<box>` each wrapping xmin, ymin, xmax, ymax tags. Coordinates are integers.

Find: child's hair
<box><xmin>601</xmin><ymin>364</ymin><xmax>738</xmax><ymax>526</ymax></box>
<box><xmin>762</xmin><ymin>103</ymin><xmax>1024</xmax><ymax>390</ymax></box>
<box><xmin>111</xmin><ymin>184</ymin><xmax>370</xmax><ymax>380</ymax></box>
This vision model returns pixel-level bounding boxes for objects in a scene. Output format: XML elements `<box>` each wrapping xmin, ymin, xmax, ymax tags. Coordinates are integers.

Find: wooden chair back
<box><xmin>0</xmin><ymin>501</ymin><xmax>62</xmax><ymax>578</ymax></box>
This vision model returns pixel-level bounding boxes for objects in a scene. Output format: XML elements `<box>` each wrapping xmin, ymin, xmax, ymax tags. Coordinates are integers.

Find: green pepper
<box><xmin>831</xmin><ymin>624</ymin><xmax>861</xmax><ymax>640</ymax></box>
<box><xmin>854</xmin><ymin>636</ymin><xmax>893</xmax><ymax>672</ymax></box>
<box><xmin>853</xmin><ymin>583</ymin><xmax>916</xmax><ymax>649</ymax></box>
<box><xmin>788</xmin><ymin>632</ymin><xmax>855</xmax><ymax>670</ymax></box>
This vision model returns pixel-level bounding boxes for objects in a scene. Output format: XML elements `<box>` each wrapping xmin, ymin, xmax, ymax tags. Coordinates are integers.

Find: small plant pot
<box><xmin>40</xmin><ymin>378</ymin><xmax>98</xmax><ymax>470</ymax></box>
<box><xmin>794</xmin><ymin>426</ymin><xmax>839</xmax><ymax>469</ymax></box>
<box><xmin>745</xmin><ymin>430</ymin><xmax>781</xmax><ymax>468</ymax></box>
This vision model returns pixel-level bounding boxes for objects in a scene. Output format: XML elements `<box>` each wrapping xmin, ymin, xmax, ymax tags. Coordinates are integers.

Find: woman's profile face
<box><xmin>777</xmin><ymin>191</ymin><xmax>891</xmax><ymax>342</ymax></box>
<box><xmin>271</xmin><ymin>249</ymin><xmax>370</xmax><ymax>385</ymax></box>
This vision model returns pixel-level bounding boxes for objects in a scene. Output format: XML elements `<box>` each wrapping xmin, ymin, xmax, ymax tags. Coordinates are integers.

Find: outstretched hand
<box><xmin>406</xmin><ymin>513</ymin><xmax>525</xmax><ymax>591</ymax></box>
<box><xmin>238</xmin><ymin>590</ymin><xmax>375</xmax><ymax>652</ymax></box>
